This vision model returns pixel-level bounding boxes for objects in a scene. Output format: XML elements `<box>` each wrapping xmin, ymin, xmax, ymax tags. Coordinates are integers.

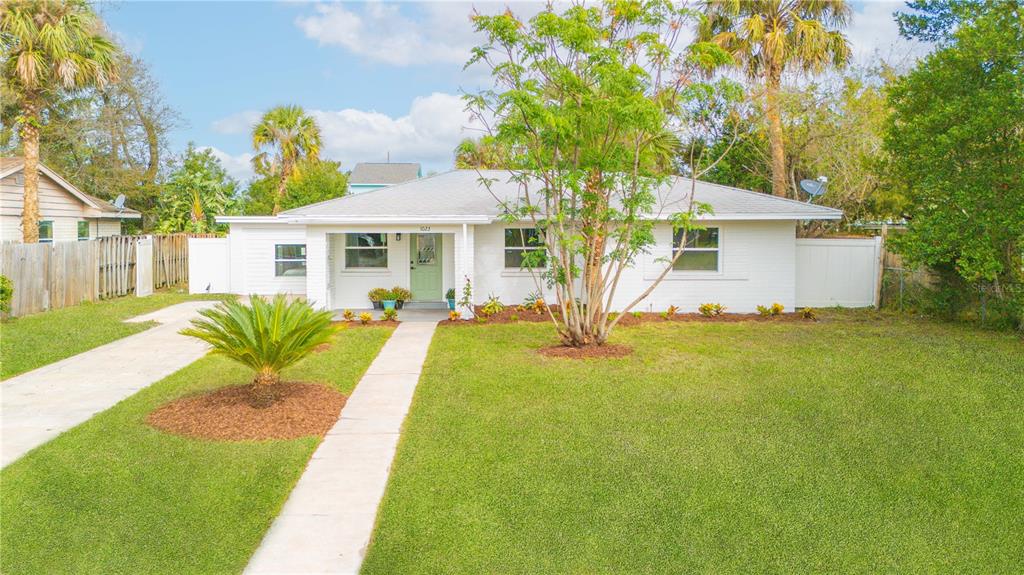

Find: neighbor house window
<box><xmin>504</xmin><ymin>228</ymin><xmax>546</xmax><ymax>269</ymax></box>
<box><xmin>38</xmin><ymin>221</ymin><xmax>53</xmax><ymax>243</ymax></box>
<box><xmin>78</xmin><ymin>221</ymin><xmax>90</xmax><ymax>241</ymax></box>
<box><xmin>274</xmin><ymin>244</ymin><xmax>306</xmax><ymax>277</ymax></box>
<box><xmin>345</xmin><ymin>233</ymin><xmax>388</xmax><ymax>268</ymax></box>
<box><xmin>672</xmin><ymin>228</ymin><xmax>719</xmax><ymax>271</ymax></box>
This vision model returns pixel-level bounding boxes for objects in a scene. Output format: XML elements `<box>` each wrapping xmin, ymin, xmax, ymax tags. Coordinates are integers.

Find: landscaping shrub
<box><xmin>179</xmin><ymin>295</ymin><xmax>337</xmax><ymax>405</ymax></box>
<box><xmin>342</xmin><ymin>309</ymin><xmax>355</xmax><ymax>321</ymax></box>
<box><xmin>480</xmin><ymin>295</ymin><xmax>504</xmax><ymax>317</ymax></box>
<box><xmin>756</xmin><ymin>303</ymin><xmax>784</xmax><ymax>317</ymax></box>
<box><xmin>359</xmin><ymin>312</ymin><xmax>372</xmax><ymax>325</ymax></box>
<box><xmin>382</xmin><ymin>308</ymin><xmax>398</xmax><ymax>321</ymax></box>
<box><xmin>448</xmin><ymin>310</ymin><xmax>461</xmax><ymax>321</ymax></box>
<box><xmin>390</xmin><ymin>286</ymin><xmax>412</xmax><ymax>302</ymax></box>
<box><xmin>0</xmin><ymin>275</ymin><xmax>12</xmax><ymax>314</ymax></box>
<box><xmin>698</xmin><ymin>302</ymin><xmax>726</xmax><ymax>317</ymax></box>
<box><xmin>801</xmin><ymin>307</ymin><xmax>818</xmax><ymax>321</ymax></box>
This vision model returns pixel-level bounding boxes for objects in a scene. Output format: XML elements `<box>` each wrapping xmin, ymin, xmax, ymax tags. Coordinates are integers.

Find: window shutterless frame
<box><xmin>78</xmin><ymin>221</ymin><xmax>90</xmax><ymax>241</ymax></box>
<box><xmin>38</xmin><ymin>221</ymin><xmax>53</xmax><ymax>243</ymax></box>
<box><xmin>345</xmin><ymin>233</ymin><xmax>388</xmax><ymax>269</ymax></box>
<box><xmin>504</xmin><ymin>228</ymin><xmax>546</xmax><ymax>269</ymax></box>
<box><xmin>274</xmin><ymin>244</ymin><xmax>307</xmax><ymax>277</ymax></box>
<box><xmin>672</xmin><ymin>227</ymin><xmax>719</xmax><ymax>272</ymax></box>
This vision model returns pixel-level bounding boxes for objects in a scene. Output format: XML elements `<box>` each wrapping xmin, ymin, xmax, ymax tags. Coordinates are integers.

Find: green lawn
<box><xmin>0</xmin><ymin>290</ymin><xmax>227</xmax><ymax>380</ymax></box>
<box><xmin>1</xmin><ymin>325</ymin><xmax>393</xmax><ymax>575</ymax></box>
<box><xmin>363</xmin><ymin>314</ymin><xmax>1024</xmax><ymax>573</ymax></box>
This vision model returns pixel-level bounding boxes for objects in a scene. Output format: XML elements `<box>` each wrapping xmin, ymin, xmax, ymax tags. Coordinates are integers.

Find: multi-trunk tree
<box><xmin>467</xmin><ymin>0</ymin><xmax>740</xmax><ymax>347</ymax></box>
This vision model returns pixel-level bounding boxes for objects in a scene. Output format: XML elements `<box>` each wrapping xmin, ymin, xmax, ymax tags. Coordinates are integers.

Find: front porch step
<box><xmin>402</xmin><ymin>301</ymin><xmax>448</xmax><ymax>310</ymax></box>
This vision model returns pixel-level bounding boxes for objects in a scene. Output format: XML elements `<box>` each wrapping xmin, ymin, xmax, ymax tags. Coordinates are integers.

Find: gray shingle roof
<box><xmin>283</xmin><ymin>170</ymin><xmax>842</xmax><ymax>221</ymax></box>
<box><xmin>349</xmin><ymin>163</ymin><xmax>421</xmax><ymax>185</ymax></box>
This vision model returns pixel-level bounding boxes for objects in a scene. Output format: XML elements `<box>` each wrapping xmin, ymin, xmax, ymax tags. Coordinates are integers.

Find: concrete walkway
<box><xmin>1</xmin><ymin>301</ymin><xmax>217</xmax><ymax>468</ymax></box>
<box><xmin>245</xmin><ymin>320</ymin><xmax>438</xmax><ymax>575</ymax></box>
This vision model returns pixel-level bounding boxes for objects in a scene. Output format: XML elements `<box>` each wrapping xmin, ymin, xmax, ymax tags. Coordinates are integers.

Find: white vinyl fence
<box><xmin>188</xmin><ymin>237</ymin><xmax>230</xmax><ymax>294</ymax></box>
<box><xmin>795</xmin><ymin>237</ymin><xmax>883</xmax><ymax>308</ymax></box>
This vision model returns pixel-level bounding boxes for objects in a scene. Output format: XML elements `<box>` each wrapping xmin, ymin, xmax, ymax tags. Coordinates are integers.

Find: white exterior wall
<box><xmin>472</xmin><ymin>220</ymin><xmax>798</xmax><ymax>313</ymax></box>
<box><xmin>0</xmin><ymin>172</ymin><xmax>127</xmax><ymax>241</ymax></box>
<box><xmin>226</xmin><ymin>224</ymin><xmax>309</xmax><ymax>296</ymax></box>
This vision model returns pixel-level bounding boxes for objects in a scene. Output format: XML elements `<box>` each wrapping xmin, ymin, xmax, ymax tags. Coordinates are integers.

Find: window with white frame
<box><xmin>274</xmin><ymin>244</ymin><xmax>306</xmax><ymax>276</ymax></box>
<box><xmin>672</xmin><ymin>227</ymin><xmax>719</xmax><ymax>271</ymax></box>
<box><xmin>38</xmin><ymin>221</ymin><xmax>53</xmax><ymax>243</ymax></box>
<box><xmin>345</xmin><ymin>233</ymin><xmax>388</xmax><ymax>268</ymax></box>
<box><xmin>504</xmin><ymin>228</ymin><xmax>546</xmax><ymax>269</ymax></box>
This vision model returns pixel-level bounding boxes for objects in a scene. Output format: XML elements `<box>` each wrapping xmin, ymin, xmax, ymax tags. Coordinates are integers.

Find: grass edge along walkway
<box><xmin>0</xmin><ymin>324</ymin><xmax>394</xmax><ymax>575</ymax></box>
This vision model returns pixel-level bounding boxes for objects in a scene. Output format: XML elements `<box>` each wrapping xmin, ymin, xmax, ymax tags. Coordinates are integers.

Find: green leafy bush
<box><xmin>801</xmin><ymin>307</ymin><xmax>817</xmax><ymax>321</ymax></box>
<box><xmin>180</xmin><ymin>295</ymin><xmax>337</xmax><ymax>405</ymax></box>
<box><xmin>391</xmin><ymin>286</ymin><xmax>412</xmax><ymax>301</ymax></box>
<box><xmin>481</xmin><ymin>294</ymin><xmax>505</xmax><ymax>316</ymax></box>
<box><xmin>342</xmin><ymin>309</ymin><xmax>355</xmax><ymax>321</ymax></box>
<box><xmin>0</xmin><ymin>275</ymin><xmax>12</xmax><ymax>314</ymax></box>
<box><xmin>632</xmin><ymin>311</ymin><xmax>643</xmax><ymax>319</ymax></box>
<box><xmin>445</xmin><ymin>288</ymin><xmax>456</xmax><ymax>300</ymax></box>
<box><xmin>382</xmin><ymin>308</ymin><xmax>399</xmax><ymax>321</ymax></box>
<box><xmin>359</xmin><ymin>312</ymin><xmax>372</xmax><ymax>325</ymax></box>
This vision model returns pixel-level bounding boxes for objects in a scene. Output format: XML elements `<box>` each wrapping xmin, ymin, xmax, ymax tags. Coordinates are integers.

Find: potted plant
<box><xmin>391</xmin><ymin>286</ymin><xmax>412</xmax><ymax>309</ymax></box>
<box><xmin>368</xmin><ymin>287</ymin><xmax>389</xmax><ymax>310</ymax></box>
<box><xmin>445</xmin><ymin>288</ymin><xmax>456</xmax><ymax>310</ymax></box>
<box><xmin>381</xmin><ymin>289</ymin><xmax>397</xmax><ymax>311</ymax></box>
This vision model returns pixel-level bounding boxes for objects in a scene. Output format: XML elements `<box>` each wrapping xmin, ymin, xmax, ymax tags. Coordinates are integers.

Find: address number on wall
<box><xmin>419</xmin><ymin>226</ymin><xmax>431</xmax><ymax>232</ymax></box>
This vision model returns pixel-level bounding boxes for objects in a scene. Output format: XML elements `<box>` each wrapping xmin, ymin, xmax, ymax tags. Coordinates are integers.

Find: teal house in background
<box><xmin>348</xmin><ymin>163</ymin><xmax>422</xmax><ymax>194</ymax></box>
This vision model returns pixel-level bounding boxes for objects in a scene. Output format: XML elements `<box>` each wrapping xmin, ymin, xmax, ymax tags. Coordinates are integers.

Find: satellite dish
<box><xmin>113</xmin><ymin>194</ymin><xmax>126</xmax><ymax>210</ymax></box>
<box><xmin>799</xmin><ymin>178</ymin><xmax>827</xmax><ymax>202</ymax></box>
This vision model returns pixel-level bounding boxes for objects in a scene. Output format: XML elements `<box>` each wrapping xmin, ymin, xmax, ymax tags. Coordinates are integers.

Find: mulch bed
<box><xmin>538</xmin><ymin>343</ymin><xmax>633</xmax><ymax>359</ymax></box>
<box><xmin>440</xmin><ymin>306</ymin><xmax>813</xmax><ymax>327</ymax></box>
<box><xmin>146</xmin><ymin>382</ymin><xmax>346</xmax><ymax>441</ymax></box>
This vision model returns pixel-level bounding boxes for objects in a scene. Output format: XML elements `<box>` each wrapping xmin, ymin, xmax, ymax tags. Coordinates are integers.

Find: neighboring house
<box><xmin>213</xmin><ymin>170</ymin><xmax>843</xmax><ymax>313</ymax></box>
<box><xmin>0</xmin><ymin>158</ymin><xmax>141</xmax><ymax>242</ymax></box>
<box><xmin>347</xmin><ymin>162</ymin><xmax>421</xmax><ymax>194</ymax></box>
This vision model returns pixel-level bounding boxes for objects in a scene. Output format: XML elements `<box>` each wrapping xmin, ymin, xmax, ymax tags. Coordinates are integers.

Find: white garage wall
<box><xmin>472</xmin><ymin>220</ymin><xmax>798</xmax><ymax>313</ymax></box>
<box><xmin>795</xmin><ymin>237</ymin><xmax>882</xmax><ymax>308</ymax></box>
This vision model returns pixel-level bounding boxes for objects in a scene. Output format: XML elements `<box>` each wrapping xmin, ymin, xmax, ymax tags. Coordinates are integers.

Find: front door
<box><xmin>409</xmin><ymin>234</ymin><xmax>442</xmax><ymax>301</ymax></box>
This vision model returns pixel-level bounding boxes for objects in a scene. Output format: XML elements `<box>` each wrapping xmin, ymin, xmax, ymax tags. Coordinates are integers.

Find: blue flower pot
<box><xmin>447</xmin><ymin>298</ymin><xmax>456</xmax><ymax>310</ymax></box>
<box><xmin>382</xmin><ymin>300</ymin><xmax>396</xmax><ymax>311</ymax></box>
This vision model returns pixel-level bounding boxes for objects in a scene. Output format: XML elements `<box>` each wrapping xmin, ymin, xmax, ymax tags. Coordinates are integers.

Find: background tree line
<box><xmin>1</xmin><ymin>0</ymin><xmax>348</xmax><ymax>237</ymax></box>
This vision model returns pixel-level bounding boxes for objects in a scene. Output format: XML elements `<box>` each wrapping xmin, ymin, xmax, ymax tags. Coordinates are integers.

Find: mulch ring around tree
<box><xmin>538</xmin><ymin>343</ymin><xmax>633</xmax><ymax>359</ymax></box>
<box><xmin>146</xmin><ymin>382</ymin><xmax>346</xmax><ymax>441</ymax></box>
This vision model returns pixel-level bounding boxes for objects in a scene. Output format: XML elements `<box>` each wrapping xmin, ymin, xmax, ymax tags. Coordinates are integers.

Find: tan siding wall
<box><xmin>97</xmin><ymin>220</ymin><xmax>122</xmax><ymax>237</ymax></box>
<box><xmin>1</xmin><ymin>172</ymin><xmax>88</xmax><ymax>220</ymax></box>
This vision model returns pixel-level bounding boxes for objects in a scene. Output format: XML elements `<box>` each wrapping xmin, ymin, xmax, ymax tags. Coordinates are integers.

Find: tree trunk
<box><xmin>20</xmin><ymin>105</ymin><xmax>41</xmax><ymax>244</ymax></box>
<box><xmin>272</xmin><ymin>168</ymin><xmax>289</xmax><ymax>215</ymax></box>
<box><xmin>251</xmin><ymin>368</ymin><xmax>281</xmax><ymax>408</ymax></box>
<box><xmin>765</xmin><ymin>72</ymin><xmax>788</xmax><ymax>198</ymax></box>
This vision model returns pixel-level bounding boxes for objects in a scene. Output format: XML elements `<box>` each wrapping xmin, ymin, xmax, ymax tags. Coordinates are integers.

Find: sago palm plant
<box><xmin>181</xmin><ymin>295</ymin><xmax>337</xmax><ymax>406</ymax></box>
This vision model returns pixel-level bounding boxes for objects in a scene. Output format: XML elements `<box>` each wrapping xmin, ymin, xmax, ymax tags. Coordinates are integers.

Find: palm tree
<box><xmin>698</xmin><ymin>0</ymin><xmax>851</xmax><ymax>198</ymax></box>
<box><xmin>454</xmin><ymin>136</ymin><xmax>508</xmax><ymax>169</ymax></box>
<box><xmin>251</xmin><ymin>105</ymin><xmax>321</xmax><ymax>215</ymax></box>
<box><xmin>180</xmin><ymin>295</ymin><xmax>338</xmax><ymax>406</ymax></box>
<box><xmin>1</xmin><ymin>0</ymin><xmax>120</xmax><ymax>242</ymax></box>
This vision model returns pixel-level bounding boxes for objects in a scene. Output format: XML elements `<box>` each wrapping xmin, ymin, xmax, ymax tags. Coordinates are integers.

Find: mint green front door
<box><xmin>409</xmin><ymin>234</ymin><xmax>442</xmax><ymax>301</ymax></box>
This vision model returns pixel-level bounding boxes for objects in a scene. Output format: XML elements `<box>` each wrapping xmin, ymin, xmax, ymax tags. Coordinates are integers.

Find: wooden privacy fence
<box><xmin>1</xmin><ymin>233</ymin><xmax>211</xmax><ymax>318</ymax></box>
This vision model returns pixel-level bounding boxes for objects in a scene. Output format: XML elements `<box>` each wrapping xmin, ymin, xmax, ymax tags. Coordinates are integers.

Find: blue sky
<box><xmin>101</xmin><ymin>1</ymin><xmax>913</xmax><ymax>181</ymax></box>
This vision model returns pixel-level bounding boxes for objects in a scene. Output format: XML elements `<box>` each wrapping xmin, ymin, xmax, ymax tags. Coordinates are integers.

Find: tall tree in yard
<box><xmin>468</xmin><ymin>1</ymin><xmax>737</xmax><ymax>347</ymax></box>
<box><xmin>251</xmin><ymin>105</ymin><xmax>321</xmax><ymax>215</ymax></box>
<box><xmin>1</xmin><ymin>0</ymin><xmax>120</xmax><ymax>242</ymax></box>
<box><xmin>698</xmin><ymin>0</ymin><xmax>851</xmax><ymax>198</ymax></box>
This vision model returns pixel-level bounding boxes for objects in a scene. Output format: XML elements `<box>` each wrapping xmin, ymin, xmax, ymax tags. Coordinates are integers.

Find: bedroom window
<box><xmin>274</xmin><ymin>244</ymin><xmax>306</xmax><ymax>277</ymax></box>
<box><xmin>38</xmin><ymin>221</ymin><xmax>53</xmax><ymax>243</ymax></box>
<box><xmin>672</xmin><ymin>227</ymin><xmax>719</xmax><ymax>271</ymax></box>
<box><xmin>504</xmin><ymin>228</ymin><xmax>546</xmax><ymax>269</ymax></box>
<box><xmin>78</xmin><ymin>221</ymin><xmax>90</xmax><ymax>241</ymax></box>
<box><xmin>345</xmin><ymin>233</ymin><xmax>388</xmax><ymax>268</ymax></box>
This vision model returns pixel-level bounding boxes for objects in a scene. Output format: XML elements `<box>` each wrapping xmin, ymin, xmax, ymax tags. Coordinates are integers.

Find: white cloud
<box><xmin>211</xmin><ymin>110</ymin><xmax>261</xmax><ymax>135</ymax></box>
<box><xmin>294</xmin><ymin>2</ymin><xmax>553</xmax><ymax>67</ymax></box>
<box><xmin>201</xmin><ymin>147</ymin><xmax>255</xmax><ymax>182</ymax></box>
<box><xmin>208</xmin><ymin>92</ymin><xmax>479</xmax><ymax>176</ymax></box>
<box><xmin>846</xmin><ymin>1</ymin><xmax>928</xmax><ymax>66</ymax></box>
